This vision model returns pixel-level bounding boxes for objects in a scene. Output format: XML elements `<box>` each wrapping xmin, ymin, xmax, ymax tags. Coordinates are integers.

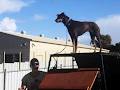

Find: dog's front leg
<box><xmin>72</xmin><ymin>40</ymin><xmax>75</xmax><ymax>53</ymax></box>
<box><xmin>72</xmin><ymin>38</ymin><xmax>77</xmax><ymax>53</ymax></box>
<box><xmin>72</xmin><ymin>39</ymin><xmax>75</xmax><ymax>53</ymax></box>
<box><xmin>74</xmin><ymin>38</ymin><xmax>77</xmax><ymax>53</ymax></box>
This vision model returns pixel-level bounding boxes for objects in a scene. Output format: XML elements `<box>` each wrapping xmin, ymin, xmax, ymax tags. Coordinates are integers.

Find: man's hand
<box><xmin>18</xmin><ymin>86</ymin><xmax>27</xmax><ymax>90</ymax></box>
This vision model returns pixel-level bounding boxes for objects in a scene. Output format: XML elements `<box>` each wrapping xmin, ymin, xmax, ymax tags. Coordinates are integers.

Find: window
<box><xmin>5</xmin><ymin>53</ymin><xmax>22</xmax><ymax>63</ymax></box>
<box><xmin>5</xmin><ymin>54</ymin><xmax>14</xmax><ymax>63</ymax></box>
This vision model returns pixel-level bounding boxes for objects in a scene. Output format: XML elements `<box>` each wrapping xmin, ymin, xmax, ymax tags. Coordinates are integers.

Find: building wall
<box><xmin>0</xmin><ymin>32</ymin><xmax>109</xmax><ymax>71</ymax></box>
<box><xmin>29</xmin><ymin>39</ymin><xmax>106</xmax><ymax>71</ymax></box>
<box><xmin>0</xmin><ymin>32</ymin><xmax>30</xmax><ymax>63</ymax></box>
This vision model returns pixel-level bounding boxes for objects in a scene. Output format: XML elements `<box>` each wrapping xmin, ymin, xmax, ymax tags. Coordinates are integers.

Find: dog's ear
<box><xmin>61</xmin><ymin>12</ymin><xmax>65</xmax><ymax>15</ymax></box>
<box><xmin>57</xmin><ymin>14</ymin><xmax>59</xmax><ymax>16</ymax></box>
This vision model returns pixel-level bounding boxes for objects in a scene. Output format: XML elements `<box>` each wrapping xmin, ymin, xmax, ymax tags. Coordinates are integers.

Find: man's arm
<box><xmin>18</xmin><ymin>83</ymin><xmax>27</xmax><ymax>90</ymax></box>
<box><xmin>18</xmin><ymin>75</ymin><xmax>28</xmax><ymax>90</ymax></box>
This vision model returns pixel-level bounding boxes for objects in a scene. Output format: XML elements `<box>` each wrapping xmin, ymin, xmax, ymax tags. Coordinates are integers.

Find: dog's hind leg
<box><xmin>96</xmin><ymin>32</ymin><xmax>102</xmax><ymax>52</ymax></box>
<box><xmin>89</xmin><ymin>32</ymin><xmax>96</xmax><ymax>52</ymax></box>
<box><xmin>90</xmin><ymin>39</ymin><xmax>96</xmax><ymax>52</ymax></box>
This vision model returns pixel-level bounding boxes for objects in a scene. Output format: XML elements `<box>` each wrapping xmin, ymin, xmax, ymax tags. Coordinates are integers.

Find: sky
<box><xmin>0</xmin><ymin>0</ymin><xmax>120</xmax><ymax>45</ymax></box>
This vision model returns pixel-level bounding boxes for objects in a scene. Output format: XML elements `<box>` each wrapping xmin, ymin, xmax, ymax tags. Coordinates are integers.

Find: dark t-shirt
<box><xmin>22</xmin><ymin>71</ymin><xmax>46</xmax><ymax>90</ymax></box>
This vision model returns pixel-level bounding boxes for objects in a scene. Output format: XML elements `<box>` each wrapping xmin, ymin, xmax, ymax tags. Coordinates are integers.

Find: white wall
<box><xmin>0</xmin><ymin>70</ymin><xmax>31</xmax><ymax>90</ymax></box>
<box><xmin>29</xmin><ymin>40</ymin><xmax>108</xmax><ymax>70</ymax></box>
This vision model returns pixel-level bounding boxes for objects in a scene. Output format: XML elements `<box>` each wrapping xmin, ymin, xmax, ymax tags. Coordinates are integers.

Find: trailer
<box><xmin>39</xmin><ymin>52</ymin><xmax>120</xmax><ymax>90</ymax></box>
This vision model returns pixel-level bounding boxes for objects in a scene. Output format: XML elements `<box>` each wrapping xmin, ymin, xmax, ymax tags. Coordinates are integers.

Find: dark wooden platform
<box><xmin>42</xmin><ymin>52</ymin><xmax>120</xmax><ymax>90</ymax></box>
<box><xmin>40</xmin><ymin>68</ymin><xmax>99</xmax><ymax>90</ymax></box>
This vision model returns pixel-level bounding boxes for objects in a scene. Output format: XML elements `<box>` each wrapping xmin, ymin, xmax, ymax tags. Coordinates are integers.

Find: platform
<box><xmin>40</xmin><ymin>52</ymin><xmax>120</xmax><ymax>90</ymax></box>
<box><xmin>39</xmin><ymin>68</ymin><xmax>99</xmax><ymax>90</ymax></box>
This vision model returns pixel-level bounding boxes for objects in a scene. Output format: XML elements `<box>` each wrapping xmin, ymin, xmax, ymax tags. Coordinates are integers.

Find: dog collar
<box><xmin>66</xmin><ymin>19</ymin><xmax>71</xmax><ymax>26</ymax></box>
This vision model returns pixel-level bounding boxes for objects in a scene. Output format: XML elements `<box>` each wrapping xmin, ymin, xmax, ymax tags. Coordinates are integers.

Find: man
<box><xmin>18</xmin><ymin>58</ymin><xmax>46</xmax><ymax>90</ymax></box>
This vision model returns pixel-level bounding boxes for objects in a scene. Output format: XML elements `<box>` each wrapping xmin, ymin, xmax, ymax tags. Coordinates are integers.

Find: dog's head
<box><xmin>55</xmin><ymin>12</ymin><xmax>67</xmax><ymax>23</ymax></box>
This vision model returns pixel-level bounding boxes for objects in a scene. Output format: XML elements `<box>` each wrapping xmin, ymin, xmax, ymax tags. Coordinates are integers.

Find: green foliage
<box><xmin>108</xmin><ymin>42</ymin><xmax>120</xmax><ymax>54</ymax></box>
<box><xmin>100</xmin><ymin>34</ymin><xmax>112</xmax><ymax>49</ymax></box>
<box><xmin>115</xmin><ymin>42</ymin><xmax>120</xmax><ymax>52</ymax></box>
<box><xmin>100</xmin><ymin>34</ymin><xmax>112</xmax><ymax>46</ymax></box>
<box><xmin>100</xmin><ymin>34</ymin><xmax>120</xmax><ymax>54</ymax></box>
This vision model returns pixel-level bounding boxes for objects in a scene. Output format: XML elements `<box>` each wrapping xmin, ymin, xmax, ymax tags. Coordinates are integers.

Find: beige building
<box><xmin>0</xmin><ymin>31</ymin><xmax>108</xmax><ymax>70</ymax></box>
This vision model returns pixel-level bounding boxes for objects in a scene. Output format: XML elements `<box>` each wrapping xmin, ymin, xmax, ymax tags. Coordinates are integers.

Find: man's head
<box><xmin>30</xmin><ymin>58</ymin><xmax>39</xmax><ymax>70</ymax></box>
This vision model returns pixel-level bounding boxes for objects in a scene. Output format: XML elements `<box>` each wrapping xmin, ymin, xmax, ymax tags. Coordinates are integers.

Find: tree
<box><xmin>100</xmin><ymin>34</ymin><xmax>112</xmax><ymax>48</ymax></box>
<box><xmin>115</xmin><ymin>42</ymin><xmax>120</xmax><ymax>53</ymax></box>
<box><xmin>106</xmin><ymin>42</ymin><xmax>120</xmax><ymax>54</ymax></box>
<box><xmin>100</xmin><ymin>34</ymin><xmax>120</xmax><ymax>53</ymax></box>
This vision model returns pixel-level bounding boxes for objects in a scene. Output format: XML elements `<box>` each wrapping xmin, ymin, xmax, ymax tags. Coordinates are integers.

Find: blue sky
<box><xmin>0</xmin><ymin>0</ymin><xmax>120</xmax><ymax>45</ymax></box>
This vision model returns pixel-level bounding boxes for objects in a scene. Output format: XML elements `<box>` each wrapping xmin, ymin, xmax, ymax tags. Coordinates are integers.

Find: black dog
<box><xmin>55</xmin><ymin>12</ymin><xmax>102</xmax><ymax>53</ymax></box>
